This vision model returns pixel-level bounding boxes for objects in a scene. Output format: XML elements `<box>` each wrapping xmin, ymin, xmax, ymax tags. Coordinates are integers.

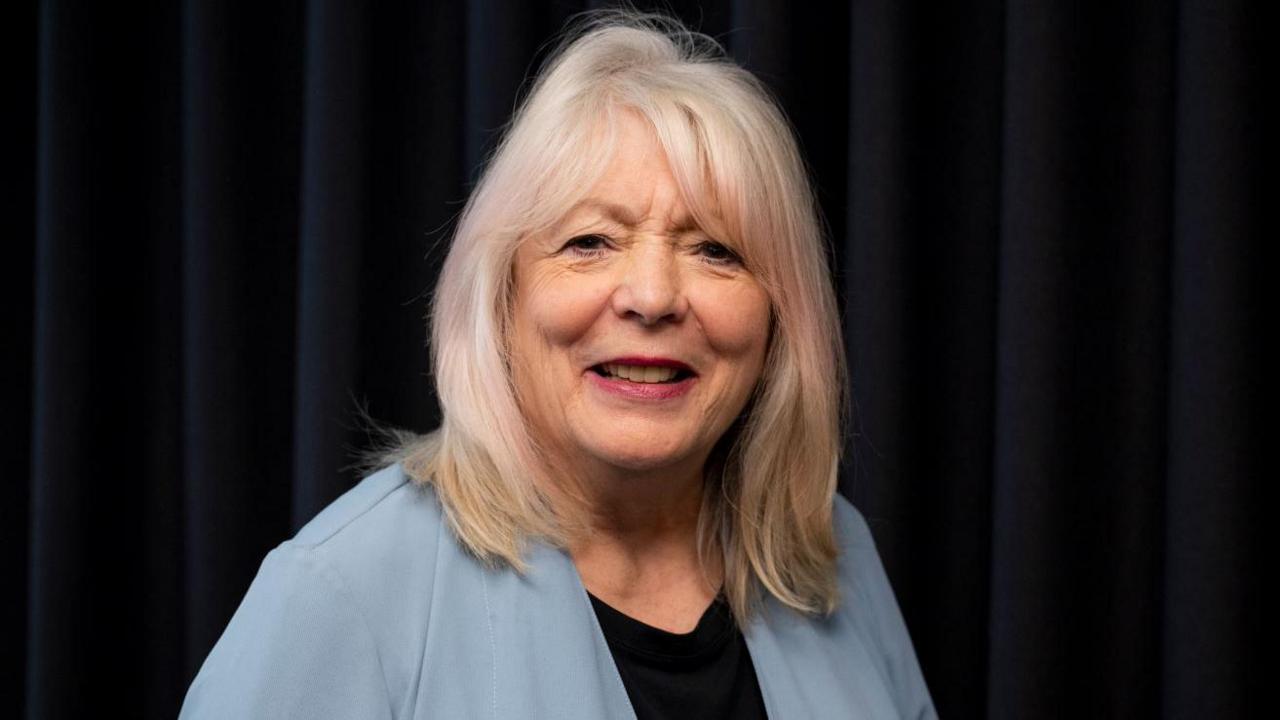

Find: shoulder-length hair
<box><xmin>373</xmin><ymin>8</ymin><xmax>849</xmax><ymax>623</ymax></box>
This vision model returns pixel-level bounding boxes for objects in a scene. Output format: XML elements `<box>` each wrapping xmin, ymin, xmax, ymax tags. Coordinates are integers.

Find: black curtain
<box><xmin>10</xmin><ymin>0</ymin><xmax>1261</xmax><ymax>717</ymax></box>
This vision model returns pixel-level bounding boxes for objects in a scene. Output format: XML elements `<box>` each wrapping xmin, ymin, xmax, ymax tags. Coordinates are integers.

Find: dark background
<box><xmin>7</xmin><ymin>0</ymin><xmax>1262</xmax><ymax>718</ymax></box>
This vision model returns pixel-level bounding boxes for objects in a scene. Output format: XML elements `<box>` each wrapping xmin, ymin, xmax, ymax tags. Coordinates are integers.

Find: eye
<box><xmin>695</xmin><ymin>241</ymin><xmax>741</xmax><ymax>266</ymax></box>
<box><xmin>562</xmin><ymin>234</ymin><xmax>610</xmax><ymax>258</ymax></box>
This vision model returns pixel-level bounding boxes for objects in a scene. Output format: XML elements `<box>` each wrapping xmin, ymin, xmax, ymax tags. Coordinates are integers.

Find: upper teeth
<box><xmin>602</xmin><ymin>363</ymin><xmax>680</xmax><ymax>383</ymax></box>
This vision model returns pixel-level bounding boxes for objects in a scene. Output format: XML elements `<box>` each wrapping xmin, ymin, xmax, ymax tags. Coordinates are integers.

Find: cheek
<box><xmin>693</xmin><ymin>282</ymin><xmax>772</xmax><ymax>360</ymax></box>
<box><xmin>515</xmin><ymin>268</ymin><xmax>611</xmax><ymax>349</ymax></box>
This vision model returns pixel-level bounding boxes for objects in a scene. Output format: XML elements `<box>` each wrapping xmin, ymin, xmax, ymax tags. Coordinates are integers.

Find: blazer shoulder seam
<box><xmin>297</xmin><ymin>467</ymin><xmax>414</xmax><ymax>549</ymax></box>
<box><xmin>277</xmin><ymin>541</ymin><xmax>397</xmax><ymax>717</ymax></box>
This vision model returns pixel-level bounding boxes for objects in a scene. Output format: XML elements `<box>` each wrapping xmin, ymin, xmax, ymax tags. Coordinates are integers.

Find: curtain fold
<box><xmin>15</xmin><ymin>1</ymin><xmax>1260</xmax><ymax>717</ymax></box>
<box><xmin>178</xmin><ymin>0</ymin><xmax>304</xmax><ymax>684</ymax></box>
<box><xmin>989</xmin><ymin>1</ymin><xmax>1174</xmax><ymax>716</ymax></box>
<box><xmin>292</xmin><ymin>0</ymin><xmax>370</xmax><ymax>528</ymax></box>
<box><xmin>1163</xmin><ymin>1</ymin><xmax>1263</xmax><ymax>717</ymax></box>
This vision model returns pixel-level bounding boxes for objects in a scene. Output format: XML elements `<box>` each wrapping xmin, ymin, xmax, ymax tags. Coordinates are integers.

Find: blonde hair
<box><xmin>373</xmin><ymin>7</ymin><xmax>849</xmax><ymax>623</ymax></box>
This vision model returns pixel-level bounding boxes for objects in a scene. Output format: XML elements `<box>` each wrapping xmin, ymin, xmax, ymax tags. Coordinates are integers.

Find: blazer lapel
<box><xmin>480</xmin><ymin>540</ymin><xmax>638</xmax><ymax>720</ymax></box>
<box><xmin>742</xmin><ymin>592</ymin><xmax>904</xmax><ymax>719</ymax></box>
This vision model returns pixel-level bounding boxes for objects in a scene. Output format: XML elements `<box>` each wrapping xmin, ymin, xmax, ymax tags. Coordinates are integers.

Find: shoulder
<box><xmin>828</xmin><ymin>491</ymin><xmax>900</xmax><ymax>629</ymax></box>
<box><xmin>831</xmin><ymin>491</ymin><xmax>876</xmax><ymax>553</ymax></box>
<box><xmin>827</xmin><ymin>492</ymin><xmax>938</xmax><ymax>719</ymax></box>
<box><xmin>829</xmin><ymin>493</ymin><xmax>893</xmax><ymax>630</ymax></box>
<box><xmin>282</xmin><ymin>461</ymin><xmax>447</xmax><ymax>648</ymax></box>
<box><xmin>280</xmin><ymin>462</ymin><xmax>446</xmax><ymax>620</ymax></box>
<box><xmin>179</xmin><ymin>463</ymin><xmax>449</xmax><ymax>718</ymax></box>
<box><xmin>290</xmin><ymin>461</ymin><xmax>445</xmax><ymax>560</ymax></box>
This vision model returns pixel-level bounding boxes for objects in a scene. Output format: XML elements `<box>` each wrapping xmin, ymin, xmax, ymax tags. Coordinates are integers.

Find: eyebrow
<box><xmin>565</xmin><ymin>198</ymin><xmax>700</xmax><ymax>233</ymax></box>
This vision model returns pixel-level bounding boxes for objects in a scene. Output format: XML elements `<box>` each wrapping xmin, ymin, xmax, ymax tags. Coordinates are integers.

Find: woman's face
<box><xmin>510</xmin><ymin>110</ymin><xmax>771</xmax><ymax>482</ymax></box>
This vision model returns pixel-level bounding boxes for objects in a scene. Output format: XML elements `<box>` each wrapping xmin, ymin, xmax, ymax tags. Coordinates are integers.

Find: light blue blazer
<box><xmin>179</xmin><ymin>463</ymin><xmax>936</xmax><ymax>719</ymax></box>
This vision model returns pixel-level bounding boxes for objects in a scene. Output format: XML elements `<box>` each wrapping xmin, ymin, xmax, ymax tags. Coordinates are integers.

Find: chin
<box><xmin>586</xmin><ymin>437</ymin><xmax>690</xmax><ymax>472</ymax></box>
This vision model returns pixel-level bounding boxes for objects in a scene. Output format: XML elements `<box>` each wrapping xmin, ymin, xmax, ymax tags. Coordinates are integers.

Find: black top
<box><xmin>587</xmin><ymin>589</ymin><xmax>768</xmax><ymax>720</ymax></box>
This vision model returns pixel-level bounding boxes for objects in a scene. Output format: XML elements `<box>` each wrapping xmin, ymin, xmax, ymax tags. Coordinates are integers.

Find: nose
<box><xmin>610</xmin><ymin>239</ymin><xmax>689</xmax><ymax>325</ymax></box>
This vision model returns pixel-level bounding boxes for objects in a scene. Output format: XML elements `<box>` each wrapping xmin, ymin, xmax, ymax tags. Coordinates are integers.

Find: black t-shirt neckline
<box><xmin>587</xmin><ymin>589</ymin><xmax>735</xmax><ymax>665</ymax></box>
<box><xmin>586</xmin><ymin>587</ymin><xmax>769</xmax><ymax>719</ymax></box>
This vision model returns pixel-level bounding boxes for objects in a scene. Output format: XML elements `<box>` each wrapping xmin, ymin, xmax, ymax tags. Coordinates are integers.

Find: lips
<box><xmin>587</xmin><ymin>366</ymin><xmax>698</xmax><ymax>400</ymax></box>
<box><xmin>590</xmin><ymin>355</ymin><xmax>696</xmax><ymax>374</ymax></box>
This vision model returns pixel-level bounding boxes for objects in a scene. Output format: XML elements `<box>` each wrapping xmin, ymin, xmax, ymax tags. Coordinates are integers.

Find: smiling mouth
<box><xmin>590</xmin><ymin>364</ymin><xmax>695</xmax><ymax>384</ymax></box>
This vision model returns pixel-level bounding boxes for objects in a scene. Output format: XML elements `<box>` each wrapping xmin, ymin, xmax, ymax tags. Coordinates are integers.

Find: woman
<box><xmin>180</xmin><ymin>9</ymin><xmax>935</xmax><ymax>719</ymax></box>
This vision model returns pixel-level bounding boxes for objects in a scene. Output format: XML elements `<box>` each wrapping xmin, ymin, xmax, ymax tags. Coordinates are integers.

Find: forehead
<box><xmin>557</xmin><ymin>197</ymin><xmax>700</xmax><ymax>233</ymax></box>
<box><xmin>569</xmin><ymin>113</ymin><xmax>689</xmax><ymax>218</ymax></box>
<box><xmin>550</xmin><ymin>111</ymin><xmax>721</xmax><ymax>234</ymax></box>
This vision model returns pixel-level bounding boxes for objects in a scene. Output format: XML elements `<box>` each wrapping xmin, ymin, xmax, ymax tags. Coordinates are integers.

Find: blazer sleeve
<box><xmin>178</xmin><ymin>542</ymin><xmax>394</xmax><ymax>720</ymax></box>
<box><xmin>836</xmin><ymin>497</ymin><xmax>938</xmax><ymax>720</ymax></box>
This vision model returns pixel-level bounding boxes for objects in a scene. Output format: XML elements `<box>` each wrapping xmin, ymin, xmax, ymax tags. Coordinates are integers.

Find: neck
<box><xmin>582</xmin><ymin>463</ymin><xmax>704</xmax><ymax>541</ymax></box>
<box><xmin>533</xmin><ymin>447</ymin><xmax>711</xmax><ymax>564</ymax></box>
<box><xmin>565</xmin><ymin>461</ymin><xmax>723</xmax><ymax>601</ymax></box>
